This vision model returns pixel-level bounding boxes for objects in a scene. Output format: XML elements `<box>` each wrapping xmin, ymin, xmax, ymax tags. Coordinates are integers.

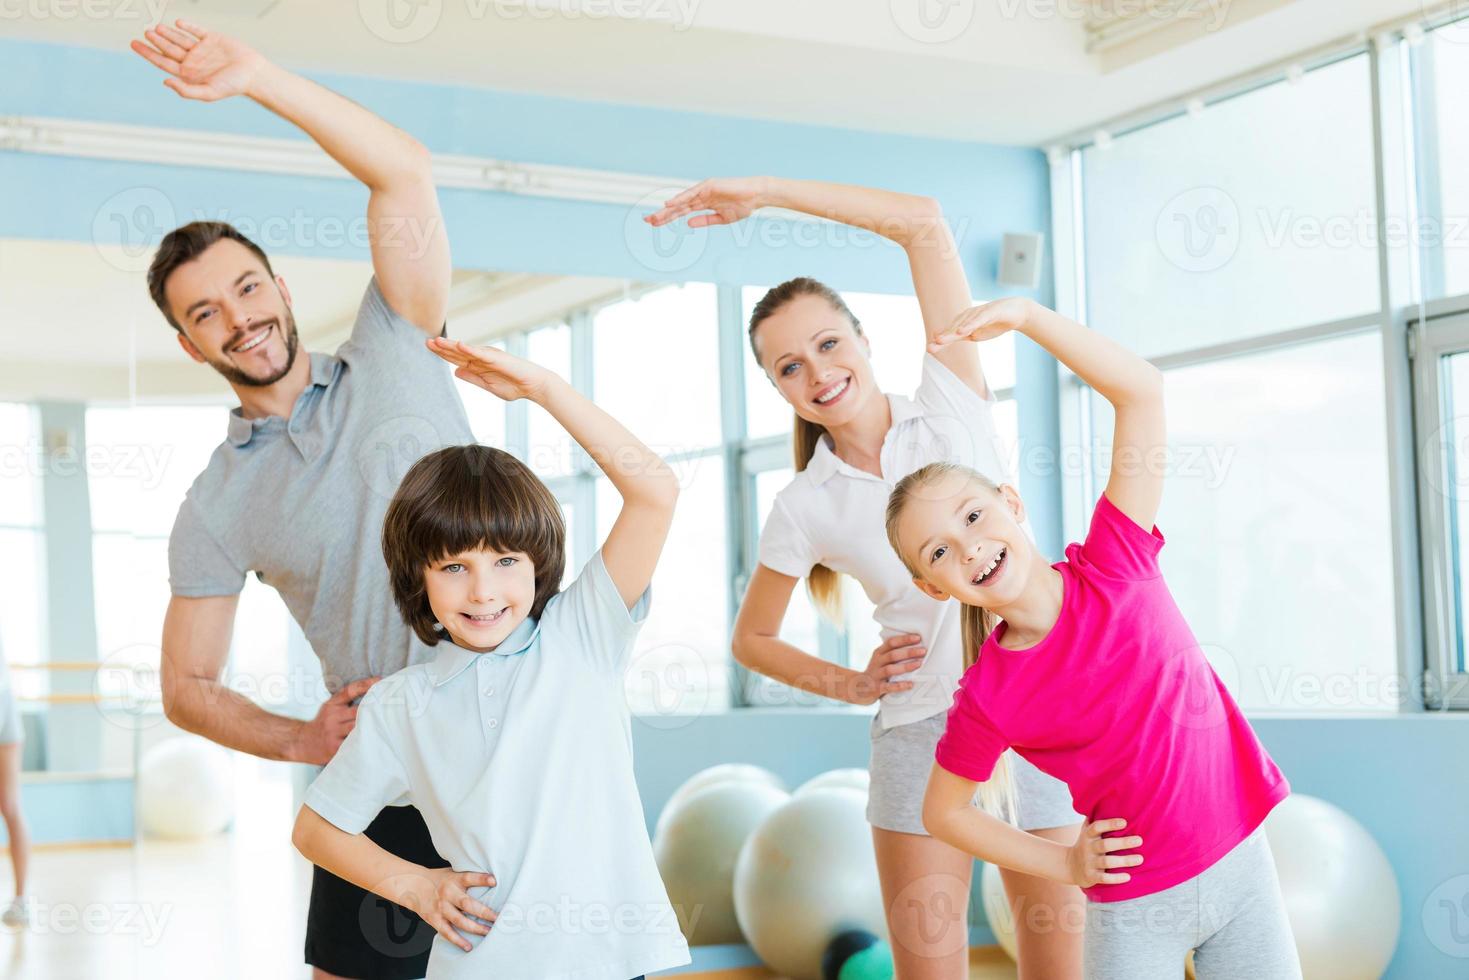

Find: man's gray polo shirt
<box><xmin>167</xmin><ymin>279</ymin><xmax>475</xmax><ymax>691</ymax></box>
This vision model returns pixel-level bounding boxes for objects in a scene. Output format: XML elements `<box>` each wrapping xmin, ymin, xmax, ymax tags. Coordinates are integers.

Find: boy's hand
<box><xmin>130</xmin><ymin>20</ymin><xmax>267</xmax><ymax>102</ymax></box>
<box><xmin>428</xmin><ymin>337</ymin><xmax>559</xmax><ymax>403</ymax></box>
<box><xmin>403</xmin><ymin>867</ymin><xmax>499</xmax><ymax>952</ymax></box>
<box><xmin>1066</xmin><ymin>817</ymin><xmax>1143</xmax><ymax>888</ymax></box>
<box><xmin>930</xmin><ymin>297</ymin><xmax>1038</xmax><ymax>351</ymax></box>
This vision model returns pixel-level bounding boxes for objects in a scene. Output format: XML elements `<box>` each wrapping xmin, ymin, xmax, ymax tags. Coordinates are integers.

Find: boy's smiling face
<box><xmin>424</xmin><ymin>546</ymin><xmax>538</xmax><ymax>652</ymax></box>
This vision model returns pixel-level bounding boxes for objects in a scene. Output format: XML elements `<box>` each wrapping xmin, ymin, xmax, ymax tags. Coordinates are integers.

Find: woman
<box><xmin>0</xmin><ymin>635</ymin><xmax>30</xmax><ymax>927</ymax></box>
<box><xmin>648</xmin><ymin>177</ymin><xmax>1086</xmax><ymax>980</ymax></box>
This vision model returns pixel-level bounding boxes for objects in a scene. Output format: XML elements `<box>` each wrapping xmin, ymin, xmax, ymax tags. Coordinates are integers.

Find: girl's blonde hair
<box><xmin>886</xmin><ymin>460</ymin><xmax>1018</xmax><ymax>824</ymax></box>
<box><xmin>749</xmin><ymin>277</ymin><xmax>866</xmax><ymax>626</ymax></box>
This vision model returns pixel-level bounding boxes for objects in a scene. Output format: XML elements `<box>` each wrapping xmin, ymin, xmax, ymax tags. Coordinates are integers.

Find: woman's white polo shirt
<box><xmin>757</xmin><ymin>354</ymin><xmax>1018</xmax><ymax>730</ymax></box>
<box><xmin>304</xmin><ymin>551</ymin><xmax>691</xmax><ymax>980</ymax></box>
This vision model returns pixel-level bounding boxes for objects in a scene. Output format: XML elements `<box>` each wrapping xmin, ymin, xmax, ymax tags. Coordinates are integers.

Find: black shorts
<box><xmin>305</xmin><ymin>804</ymin><xmax>448</xmax><ymax>979</ymax></box>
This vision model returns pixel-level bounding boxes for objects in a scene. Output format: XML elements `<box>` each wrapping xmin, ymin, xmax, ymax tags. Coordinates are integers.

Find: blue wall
<box><xmin>0</xmin><ymin>38</ymin><xmax>1049</xmax><ymax>300</ymax></box>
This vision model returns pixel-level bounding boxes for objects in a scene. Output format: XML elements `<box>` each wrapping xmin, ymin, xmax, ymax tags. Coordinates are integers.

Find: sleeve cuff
<box><xmin>302</xmin><ymin>785</ymin><xmax>376</xmax><ymax>836</ymax></box>
<box><xmin>934</xmin><ymin>749</ymin><xmax>998</xmax><ymax>784</ymax></box>
<box><xmin>588</xmin><ymin>549</ymin><xmax>652</xmax><ymax>628</ymax></box>
<box><xmin>923</xmin><ymin>352</ymin><xmax>997</xmax><ymax>405</ymax></box>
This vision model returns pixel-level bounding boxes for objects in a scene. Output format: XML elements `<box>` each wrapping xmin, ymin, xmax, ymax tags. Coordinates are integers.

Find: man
<box><xmin>134</xmin><ymin>21</ymin><xmax>473</xmax><ymax>980</ymax></box>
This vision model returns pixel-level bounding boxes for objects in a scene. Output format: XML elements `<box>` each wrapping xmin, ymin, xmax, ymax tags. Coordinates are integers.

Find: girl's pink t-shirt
<box><xmin>934</xmin><ymin>493</ymin><xmax>1289</xmax><ymax>903</ymax></box>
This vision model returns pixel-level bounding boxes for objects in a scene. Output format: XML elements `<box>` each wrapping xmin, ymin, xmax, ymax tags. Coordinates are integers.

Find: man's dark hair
<box><xmin>382</xmin><ymin>445</ymin><xmax>567</xmax><ymax>645</ymax></box>
<box><xmin>147</xmin><ymin>222</ymin><xmax>275</xmax><ymax>332</ymax></box>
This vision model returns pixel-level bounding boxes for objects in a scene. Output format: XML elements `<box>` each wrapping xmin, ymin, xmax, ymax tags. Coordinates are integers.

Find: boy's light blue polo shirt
<box><xmin>304</xmin><ymin>551</ymin><xmax>691</xmax><ymax>980</ymax></box>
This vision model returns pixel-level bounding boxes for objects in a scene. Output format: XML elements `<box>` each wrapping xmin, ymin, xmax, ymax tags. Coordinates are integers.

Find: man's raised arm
<box><xmin>132</xmin><ymin>20</ymin><xmax>450</xmax><ymax>335</ymax></box>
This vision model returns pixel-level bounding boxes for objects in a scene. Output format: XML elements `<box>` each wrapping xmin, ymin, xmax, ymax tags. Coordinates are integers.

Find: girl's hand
<box><xmin>844</xmin><ymin>634</ymin><xmax>927</xmax><ymax>706</ymax></box>
<box><xmin>428</xmin><ymin>338</ymin><xmax>558</xmax><ymax>403</ymax></box>
<box><xmin>1066</xmin><ymin>818</ymin><xmax>1143</xmax><ymax>888</ymax></box>
<box><xmin>644</xmin><ymin>177</ymin><xmax>771</xmax><ymax>229</ymax></box>
<box><xmin>403</xmin><ymin>867</ymin><xmax>498</xmax><ymax>953</ymax></box>
<box><xmin>130</xmin><ymin>20</ymin><xmax>266</xmax><ymax>102</ymax></box>
<box><xmin>929</xmin><ymin>297</ymin><xmax>1039</xmax><ymax>351</ymax></box>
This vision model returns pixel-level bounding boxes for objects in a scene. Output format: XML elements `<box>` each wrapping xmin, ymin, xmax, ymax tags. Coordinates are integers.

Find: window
<box><xmin>525</xmin><ymin>323</ymin><xmax>574</xmax><ymax>477</ymax></box>
<box><xmin>0</xmin><ymin>403</ymin><xmax>46</xmax><ymax>702</ymax></box>
<box><xmin>1416</xmin><ymin>24</ymin><xmax>1469</xmax><ymax>300</ymax></box>
<box><xmin>86</xmin><ymin>405</ymin><xmax>291</xmax><ymax>705</ymax></box>
<box><xmin>1063</xmin><ymin>49</ymin><xmax>1410</xmax><ymax>713</ymax></box>
<box><xmin>456</xmin><ymin>340</ymin><xmax>507</xmax><ymax>449</ymax></box>
<box><xmin>1082</xmin><ymin>53</ymin><xmax>1380</xmax><ymax>357</ymax></box>
<box><xmin>593</xmin><ymin>284</ymin><xmax>722</xmax><ymax>455</ymax></box>
<box><xmin>1083</xmin><ymin>334</ymin><xmax>1396</xmax><ymax>711</ymax></box>
<box><xmin>1413</xmin><ymin>309</ymin><xmax>1469</xmax><ymax>707</ymax></box>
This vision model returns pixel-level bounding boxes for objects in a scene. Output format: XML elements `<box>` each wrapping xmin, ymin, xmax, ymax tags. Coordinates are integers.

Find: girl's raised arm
<box><xmin>428</xmin><ymin>338</ymin><xmax>678</xmax><ymax>608</ymax></box>
<box><xmin>933</xmin><ymin>298</ymin><xmax>1166</xmax><ymax>530</ymax></box>
<box><xmin>646</xmin><ymin>177</ymin><xmax>988</xmax><ymax>398</ymax></box>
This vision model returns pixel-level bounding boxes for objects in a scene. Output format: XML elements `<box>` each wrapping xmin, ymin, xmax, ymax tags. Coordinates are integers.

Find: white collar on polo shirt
<box><xmin>428</xmin><ymin>612</ymin><xmax>542</xmax><ymax>686</ymax></box>
<box><xmin>803</xmin><ymin>392</ymin><xmax>924</xmax><ymax>487</ymax></box>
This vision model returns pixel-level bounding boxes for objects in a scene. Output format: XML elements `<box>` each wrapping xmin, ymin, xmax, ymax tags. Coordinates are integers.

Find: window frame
<box><xmin>1051</xmin><ymin>35</ymin><xmax>1438</xmax><ymax>713</ymax></box>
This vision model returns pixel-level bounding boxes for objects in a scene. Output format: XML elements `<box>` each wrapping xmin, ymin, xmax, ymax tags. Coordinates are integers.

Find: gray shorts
<box><xmin>0</xmin><ymin>683</ymin><xmax>21</xmax><ymax>745</ymax></box>
<box><xmin>1085</xmin><ymin>827</ymin><xmax>1300</xmax><ymax>980</ymax></box>
<box><xmin>867</xmin><ymin>711</ymin><xmax>1080</xmax><ymax>835</ymax></box>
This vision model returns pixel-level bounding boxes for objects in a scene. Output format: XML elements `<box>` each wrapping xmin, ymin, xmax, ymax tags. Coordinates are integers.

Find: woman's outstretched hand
<box><xmin>428</xmin><ymin>337</ymin><xmax>557</xmax><ymax>403</ymax></box>
<box><xmin>130</xmin><ymin>20</ymin><xmax>266</xmax><ymax>102</ymax></box>
<box><xmin>644</xmin><ymin>177</ymin><xmax>771</xmax><ymax>229</ymax></box>
<box><xmin>929</xmin><ymin>297</ymin><xmax>1038</xmax><ymax>351</ymax></box>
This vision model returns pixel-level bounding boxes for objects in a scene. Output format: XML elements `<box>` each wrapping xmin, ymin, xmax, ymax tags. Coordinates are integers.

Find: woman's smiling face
<box><xmin>423</xmin><ymin>546</ymin><xmax>537</xmax><ymax>652</ymax></box>
<box><xmin>753</xmin><ymin>293</ymin><xmax>878</xmax><ymax>428</ymax></box>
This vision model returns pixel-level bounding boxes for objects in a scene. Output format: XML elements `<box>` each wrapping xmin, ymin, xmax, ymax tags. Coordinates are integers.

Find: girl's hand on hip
<box><xmin>1067</xmin><ymin>817</ymin><xmax>1143</xmax><ymax>888</ymax></box>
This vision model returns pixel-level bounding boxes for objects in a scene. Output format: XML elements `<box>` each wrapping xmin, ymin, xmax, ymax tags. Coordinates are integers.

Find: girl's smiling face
<box><xmin>895</xmin><ymin>475</ymin><xmax>1035</xmax><ymax>609</ymax></box>
<box><xmin>754</xmin><ymin>293</ymin><xmax>878</xmax><ymax>429</ymax></box>
<box><xmin>424</xmin><ymin>546</ymin><xmax>537</xmax><ymax>652</ymax></box>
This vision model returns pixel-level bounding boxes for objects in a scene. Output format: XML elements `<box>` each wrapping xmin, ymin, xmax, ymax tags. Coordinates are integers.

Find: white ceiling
<box><xmin>0</xmin><ymin>0</ymin><xmax>1432</xmax><ymax>144</ymax></box>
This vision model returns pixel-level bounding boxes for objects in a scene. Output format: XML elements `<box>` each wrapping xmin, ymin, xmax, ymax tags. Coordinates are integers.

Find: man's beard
<box><xmin>209</xmin><ymin>310</ymin><xmax>302</xmax><ymax>388</ymax></box>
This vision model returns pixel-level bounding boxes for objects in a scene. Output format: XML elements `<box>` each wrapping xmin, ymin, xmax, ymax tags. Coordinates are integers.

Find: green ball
<box><xmin>838</xmin><ymin>940</ymin><xmax>895</xmax><ymax>980</ymax></box>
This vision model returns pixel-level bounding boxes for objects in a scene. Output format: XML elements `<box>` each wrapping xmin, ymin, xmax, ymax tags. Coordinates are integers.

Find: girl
<box><xmin>292</xmin><ymin>338</ymin><xmax>691</xmax><ymax>980</ymax></box>
<box><xmin>885</xmin><ymin>297</ymin><xmax>1299</xmax><ymax>979</ymax></box>
<box><xmin>647</xmin><ymin>178</ymin><xmax>1086</xmax><ymax>980</ymax></box>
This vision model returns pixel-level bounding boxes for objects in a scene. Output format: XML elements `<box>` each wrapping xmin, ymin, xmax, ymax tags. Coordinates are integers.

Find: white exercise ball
<box><xmin>656</xmin><ymin>764</ymin><xmax>787</xmax><ymax>837</ymax></box>
<box><xmin>795</xmin><ymin>767</ymin><xmax>870</xmax><ymax>797</ymax></box>
<box><xmin>980</xmin><ymin>861</ymin><xmax>1018</xmax><ymax>962</ymax></box>
<box><xmin>138</xmin><ymin>736</ymin><xmax>235</xmax><ymax>840</ymax></box>
<box><xmin>653</xmin><ymin>780</ymin><xmax>791</xmax><ymax>945</ymax></box>
<box><xmin>1264</xmin><ymin>794</ymin><xmax>1400</xmax><ymax>980</ymax></box>
<box><xmin>733</xmin><ymin>787</ymin><xmax>887</xmax><ymax>980</ymax></box>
